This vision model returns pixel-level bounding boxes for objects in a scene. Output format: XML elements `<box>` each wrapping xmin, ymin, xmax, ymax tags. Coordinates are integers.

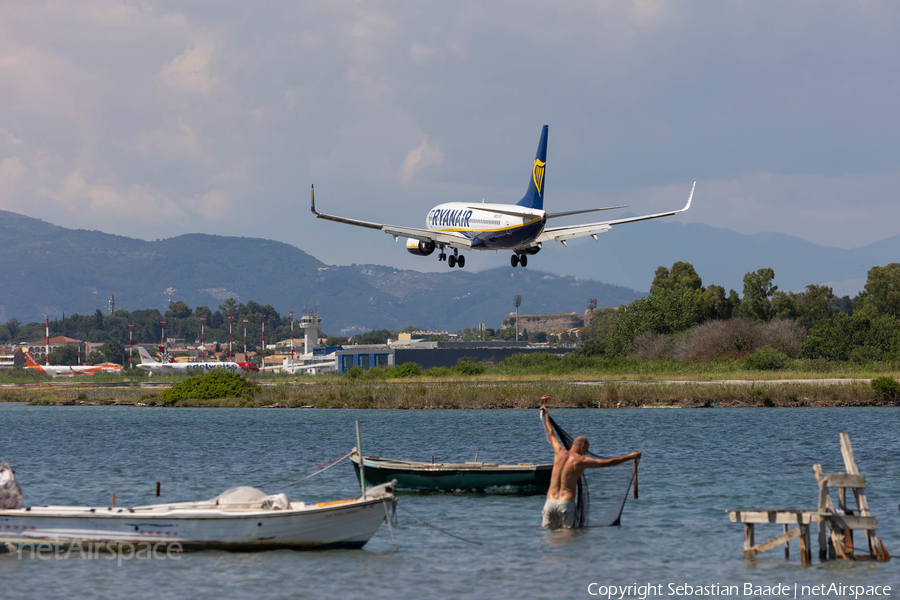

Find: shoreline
<box><xmin>2</xmin><ymin>379</ymin><xmax>897</xmax><ymax>409</ymax></box>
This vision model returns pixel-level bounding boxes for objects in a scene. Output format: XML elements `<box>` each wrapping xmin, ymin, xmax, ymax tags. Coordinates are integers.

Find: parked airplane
<box><xmin>311</xmin><ymin>125</ymin><xmax>694</xmax><ymax>268</ymax></box>
<box><xmin>24</xmin><ymin>352</ymin><xmax>122</xmax><ymax>377</ymax></box>
<box><xmin>136</xmin><ymin>347</ymin><xmax>259</xmax><ymax>374</ymax></box>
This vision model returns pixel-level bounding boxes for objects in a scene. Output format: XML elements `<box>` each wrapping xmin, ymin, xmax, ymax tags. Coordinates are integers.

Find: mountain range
<box><xmin>2</xmin><ymin>209</ymin><xmax>895</xmax><ymax>332</ymax></box>
<box><xmin>0</xmin><ymin>210</ymin><xmax>639</xmax><ymax>334</ymax></box>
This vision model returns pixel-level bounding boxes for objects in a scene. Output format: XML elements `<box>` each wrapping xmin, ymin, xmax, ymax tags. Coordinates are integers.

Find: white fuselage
<box><xmin>425</xmin><ymin>202</ymin><xmax>546</xmax><ymax>250</ymax></box>
<box><xmin>138</xmin><ymin>361</ymin><xmax>245</xmax><ymax>373</ymax></box>
<box><xmin>30</xmin><ymin>365</ymin><xmax>122</xmax><ymax>377</ymax></box>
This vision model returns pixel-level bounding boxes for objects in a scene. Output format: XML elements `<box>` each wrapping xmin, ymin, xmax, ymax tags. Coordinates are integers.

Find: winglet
<box><xmin>310</xmin><ymin>184</ymin><xmax>317</xmax><ymax>215</ymax></box>
<box><xmin>683</xmin><ymin>181</ymin><xmax>696</xmax><ymax>212</ymax></box>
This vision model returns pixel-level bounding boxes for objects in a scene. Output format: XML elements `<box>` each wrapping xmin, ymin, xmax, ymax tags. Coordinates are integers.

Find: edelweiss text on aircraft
<box><xmin>137</xmin><ymin>347</ymin><xmax>259</xmax><ymax>374</ymax></box>
<box><xmin>311</xmin><ymin>125</ymin><xmax>695</xmax><ymax>268</ymax></box>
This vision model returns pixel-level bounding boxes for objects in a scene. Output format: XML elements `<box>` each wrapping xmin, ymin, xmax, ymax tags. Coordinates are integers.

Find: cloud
<box><xmin>183</xmin><ymin>190</ymin><xmax>232</xmax><ymax>220</ymax></box>
<box><xmin>0</xmin><ymin>128</ymin><xmax>23</xmax><ymax>146</ymax></box>
<box><xmin>400</xmin><ymin>138</ymin><xmax>445</xmax><ymax>184</ymax></box>
<box><xmin>40</xmin><ymin>170</ymin><xmax>185</xmax><ymax>220</ymax></box>
<box><xmin>408</xmin><ymin>42</ymin><xmax>436</xmax><ymax>64</ymax></box>
<box><xmin>0</xmin><ymin>156</ymin><xmax>26</xmax><ymax>195</ymax></box>
<box><xmin>0</xmin><ymin>0</ymin><xmax>898</xmax><ymax>269</ymax></box>
<box><xmin>157</xmin><ymin>41</ymin><xmax>215</xmax><ymax>94</ymax></box>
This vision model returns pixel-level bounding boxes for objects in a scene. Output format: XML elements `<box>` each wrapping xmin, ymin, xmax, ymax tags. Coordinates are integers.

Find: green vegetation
<box><xmin>744</xmin><ymin>346</ymin><xmax>791</xmax><ymax>371</ymax></box>
<box><xmin>10</xmin><ymin>379</ymin><xmax>893</xmax><ymax>409</ymax></box>
<box><xmin>160</xmin><ymin>371</ymin><xmax>257</xmax><ymax>404</ymax></box>
<box><xmin>871</xmin><ymin>376</ymin><xmax>900</xmax><ymax>401</ymax></box>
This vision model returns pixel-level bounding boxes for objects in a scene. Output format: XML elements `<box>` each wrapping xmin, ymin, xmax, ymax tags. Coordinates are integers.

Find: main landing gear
<box><xmin>441</xmin><ymin>248</ymin><xmax>465</xmax><ymax>268</ymax></box>
<box><xmin>510</xmin><ymin>253</ymin><xmax>528</xmax><ymax>268</ymax></box>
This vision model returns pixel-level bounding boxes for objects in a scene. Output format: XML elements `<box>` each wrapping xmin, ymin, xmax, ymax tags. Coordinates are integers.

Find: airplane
<box><xmin>24</xmin><ymin>351</ymin><xmax>123</xmax><ymax>377</ymax></box>
<box><xmin>136</xmin><ymin>347</ymin><xmax>259</xmax><ymax>374</ymax></box>
<box><xmin>310</xmin><ymin>125</ymin><xmax>694</xmax><ymax>268</ymax></box>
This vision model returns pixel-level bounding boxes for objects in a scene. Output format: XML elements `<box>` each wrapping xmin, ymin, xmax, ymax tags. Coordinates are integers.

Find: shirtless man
<box><xmin>540</xmin><ymin>405</ymin><xmax>641</xmax><ymax>529</ymax></box>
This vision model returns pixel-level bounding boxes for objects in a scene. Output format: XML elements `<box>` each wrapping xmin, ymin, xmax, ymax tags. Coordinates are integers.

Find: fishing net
<box><xmin>545</xmin><ymin>413</ymin><xmax>639</xmax><ymax>528</ymax></box>
<box><xmin>1</xmin><ymin>460</ymin><xmax>24</xmax><ymax>509</ymax></box>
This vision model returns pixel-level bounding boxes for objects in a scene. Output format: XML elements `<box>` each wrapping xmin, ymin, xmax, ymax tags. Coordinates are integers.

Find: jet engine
<box><xmin>406</xmin><ymin>238</ymin><xmax>436</xmax><ymax>256</ymax></box>
<box><xmin>520</xmin><ymin>245</ymin><xmax>541</xmax><ymax>255</ymax></box>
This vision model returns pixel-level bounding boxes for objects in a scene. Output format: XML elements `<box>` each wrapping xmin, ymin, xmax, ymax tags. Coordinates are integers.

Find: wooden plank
<box><xmin>839</xmin><ymin>433</ymin><xmax>883</xmax><ymax>557</ymax></box>
<box><xmin>744</xmin><ymin>526</ymin><xmax>801</xmax><ymax>558</ymax></box>
<box><xmin>827</xmin><ymin>514</ymin><xmax>878</xmax><ymax>531</ymax></box>
<box><xmin>813</xmin><ymin>464</ymin><xmax>833</xmax><ymax>512</ymax></box>
<box><xmin>826</xmin><ymin>473</ymin><xmax>865</xmax><ymax>489</ymax></box>
<box><xmin>729</xmin><ymin>510</ymin><xmax>812</xmax><ymax>524</ymax></box>
<box><xmin>840</xmin><ymin>432</ymin><xmax>859</xmax><ymax>474</ymax></box>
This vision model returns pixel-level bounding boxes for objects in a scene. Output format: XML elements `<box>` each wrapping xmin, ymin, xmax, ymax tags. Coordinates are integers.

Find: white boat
<box><xmin>0</xmin><ymin>482</ymin><xmax>396</xmax><ymax>551</ymax></box>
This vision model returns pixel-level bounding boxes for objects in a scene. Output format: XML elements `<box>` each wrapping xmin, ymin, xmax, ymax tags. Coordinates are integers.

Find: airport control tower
<box><xmin>298</xmin><ymin>311</ymin><xmax>321</xmax><ymax>355</ymax></box>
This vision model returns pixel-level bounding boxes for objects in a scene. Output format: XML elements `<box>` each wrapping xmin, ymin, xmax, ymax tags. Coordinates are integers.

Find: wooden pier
<box><xmin>727</xmin><ymin>433</ymin><xmax>890</xmax><ymax>565</ymax></box>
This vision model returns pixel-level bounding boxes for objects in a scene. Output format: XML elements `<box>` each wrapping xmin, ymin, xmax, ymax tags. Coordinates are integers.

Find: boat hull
<box><xmin>0</xmin><ymin>496</ymin><xmax>393</xmax><ymax>551</ymax></box>
<box><xmin>353</xmin><ymin>456</ymin><xmax>552</xmax><ymax>494</ymax></box>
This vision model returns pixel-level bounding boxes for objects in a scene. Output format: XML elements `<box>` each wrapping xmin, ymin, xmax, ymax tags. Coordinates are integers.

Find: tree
<box><xmin>794</xmin><ymin>284</ymin><xmax>837</xmax><ymax>329</ymax></box>
<box><xmin>650</xmin><ymin>262</ymin><xmax>703</xmax><ymax>295</ymax></box>
<box><xmin>48</xmin><ymin>345</ymin><xmax>79</xmax><ymax>366</ymax></box>
<box><xmin>860</xmin><ymin>263</ymin><xmax>900</xmax><ymax>318</ymax></box>
<box><xmin>4</xmin><ymin>318</ymin><xmax>20</xmax><ymax>342</ymax></box>
<box><xmin>802</xmin><ymin>314</ymin><xmax>900</xmax><ymax>362</ymax></box>
<box><xmin>99</xmin><ymin>339</ymin><xmax>127</xmax><ymax>365</ymax></box>
<box><xmin>699</xmin><ymin>284</ymin><xmax>735</xmax><ymax>320</ymax></box>
<box><xmin>353</xmin><ymin>329</ymin><xmax>395</xmax><ymax>345</ymax></box>
<box><xmin>604</xmin><ymin>288</ymin><xmax>705</xmax><ymax>357</ymax></box>
<box><xmin>738</xmin><ymin>268</ymin><xmax>777</xmax><ymax>321</ymax></box>
<box><xmin>166</xmin><ymin>301</ymin><xmax>192</xmax><ymax>319</ymax></box>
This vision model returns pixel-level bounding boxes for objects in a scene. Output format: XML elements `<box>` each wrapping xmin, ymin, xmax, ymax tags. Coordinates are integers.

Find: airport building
<box><xmin>334</xmin><ymin>340</ymin><xmax>572</xmax><ymax>374</ymax></box>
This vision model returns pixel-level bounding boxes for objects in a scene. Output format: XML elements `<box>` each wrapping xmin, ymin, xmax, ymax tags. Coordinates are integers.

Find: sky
<box><xmin>2</xmin><ymin>1</ymin><xmax>899</xmax><ymax>275</ymax></box>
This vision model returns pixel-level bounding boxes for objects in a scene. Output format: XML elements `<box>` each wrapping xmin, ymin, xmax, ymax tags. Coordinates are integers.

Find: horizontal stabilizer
<box><xmin>545</xmin><ymin>206</ymin><xmax>627</xmax><ymax>220</ymax></box>
<box><xmin>466</xmin><ymin>206</ymin><xmax>541</xmax><ymax>218</ymax></box>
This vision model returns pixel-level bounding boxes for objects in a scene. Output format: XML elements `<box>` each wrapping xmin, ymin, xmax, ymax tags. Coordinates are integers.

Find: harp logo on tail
<box><xmin>533</xmin><ymin>159</ymin><xmax>545</xmax><ymax>197</ymax></box>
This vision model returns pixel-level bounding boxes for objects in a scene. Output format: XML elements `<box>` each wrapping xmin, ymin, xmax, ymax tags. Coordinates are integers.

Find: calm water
<box><xmin>1</xmin><ymin>404</ymin><xmax>898</xmax><ymax>599</ymax></box>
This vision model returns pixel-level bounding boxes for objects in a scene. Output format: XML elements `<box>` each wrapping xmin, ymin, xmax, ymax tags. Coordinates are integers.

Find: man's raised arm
<box><xmin>582</xmin><ymin>451</ymin><xmax>641</xmax><ymax>470</ymax></box>
<box><xmin>540</xmin><ymin>406</ymin><xmax>563</xmax><ymax>455</ymax></box>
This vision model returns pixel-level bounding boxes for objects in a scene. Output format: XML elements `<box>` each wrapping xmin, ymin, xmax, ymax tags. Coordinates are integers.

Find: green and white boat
<box><xmin>350</xmin><ymin>451</ymin><xmax>552</xmax><ymax>494</ymax></box>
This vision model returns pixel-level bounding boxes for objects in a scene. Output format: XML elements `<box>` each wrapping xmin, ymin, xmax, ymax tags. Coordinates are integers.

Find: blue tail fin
<box><xmin>516</xmin><ymin>125</ymin><xmax>548</xmax><ymax>210</ymax></box>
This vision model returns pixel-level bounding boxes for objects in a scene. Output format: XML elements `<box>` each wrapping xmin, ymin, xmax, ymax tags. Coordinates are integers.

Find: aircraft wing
<box><xmin>536</xmin><ymin>182</ymin><xmax>695</xmax><ymax>246</ymax></box>
<box><xmin>310</xmin><ymin>185</ymin><xmax>472</xmax><ymax>249</ymax></box>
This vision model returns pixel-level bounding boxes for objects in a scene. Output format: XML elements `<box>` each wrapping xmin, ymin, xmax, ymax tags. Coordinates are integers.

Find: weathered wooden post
<box><xmin>356</xmin><ymin>420</ymin><xmax>366</xmax><ymax>500</ymax></box>
<box><xmin>633</xmin><ymin>460</ymin><xmax>639</xmax><ymax>499</ymax></box>
<box><xmin>783</xmin><ymin>524</ymin><xmax>790</xmax><ymax>559</ymax></box>
<box><xmin>156</xmin><ymin>482</ymin><xmax>161</xmax><ymax>497</ymax></box>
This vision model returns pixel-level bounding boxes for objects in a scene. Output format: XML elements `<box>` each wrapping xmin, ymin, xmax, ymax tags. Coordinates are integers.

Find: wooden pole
<box><xmin>111</xmin><ymin>493</ymin><xmax>115</xmax><ymax>508</ymax></box>
<box><xmin>800</xmin><ymin>524</ymin><xmax>811</xmax><ymax>565</ymax></box>
<box><xmin>356</xmin><ymin>420</ymin><xmax>366</xmax><ymax>500</ymax></box>
<box><xmin>784</xmin><ymin>524</ymin><xmax>790</xmax><ymax>559</ymax></box>
<box><xmin>156</xmin><ymin>482</ymin><xmax>160</xmax><ymax>497</ymax></box>
<box><xmin>633</xmin><ymin>460</ymin><xmax>639</xmax><ymax>499</ymax></box>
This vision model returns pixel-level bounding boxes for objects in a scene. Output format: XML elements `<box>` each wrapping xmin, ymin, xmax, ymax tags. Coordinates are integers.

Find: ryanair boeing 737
<box><xmin>311</xmin><ymin>125</ymin><xmax>694</xmax><ymax>268</ymax></box>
